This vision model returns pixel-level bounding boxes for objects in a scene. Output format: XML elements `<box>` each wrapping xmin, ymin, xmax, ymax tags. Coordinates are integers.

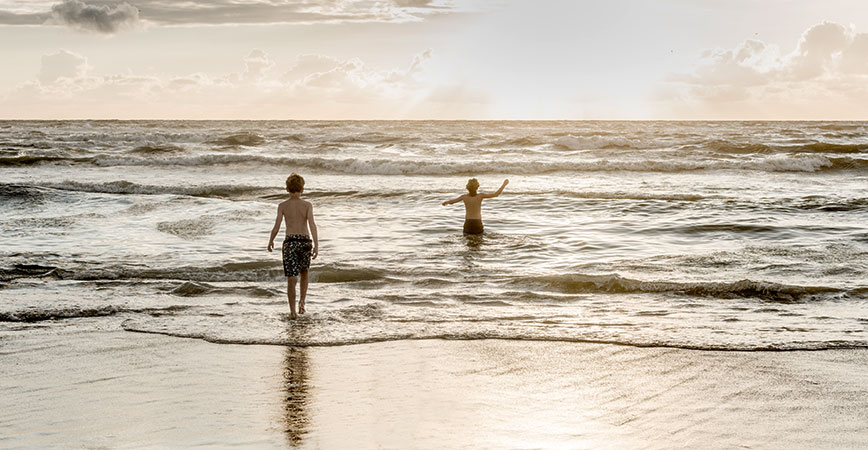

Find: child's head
<box><xmin>466</xmin><ymin>178</ymin><xmax>479</xmax><ymax>196</ymax></box>
<box><xmin>286</xmin><ymin>173</ymin><xmax>305</xmax><ymax>193</ymax></box>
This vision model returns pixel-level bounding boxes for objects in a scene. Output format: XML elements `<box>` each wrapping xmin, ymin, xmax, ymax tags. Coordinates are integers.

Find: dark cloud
<box><xmin>49</xmin><ymin>0</ymin><xmax>140</xmax><ymax>33</ymax></box>
<box><xmin>0</xmin><ymin>0</ymin><xmax>454</xmax><ymax>28</ymax></box>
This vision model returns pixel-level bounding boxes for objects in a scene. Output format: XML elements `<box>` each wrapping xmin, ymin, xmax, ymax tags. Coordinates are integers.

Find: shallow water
<box><xmin>1</xmin><ymin>120</ymin><xmax>867</xmax><ymax>350</ymax></box>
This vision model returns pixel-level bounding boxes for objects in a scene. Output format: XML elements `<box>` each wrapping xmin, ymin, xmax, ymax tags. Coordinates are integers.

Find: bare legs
<box><xmin>287</xmin><ymin>275</ymin><xmax>298</xmax><ymax>319</ymax></box>
<box><xmin>287</xmin><ymin>271</ymin><xmax>310</xmax><ymax>319</ymax></box>
<box><xmin>299</xmin><ymin>270</ymin><xmax>308</xmax><ymax>314</ymax></box>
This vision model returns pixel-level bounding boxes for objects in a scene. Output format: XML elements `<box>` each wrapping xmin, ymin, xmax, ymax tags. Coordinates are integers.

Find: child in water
<box><xmin>442</xmin><ymin>178</ymin><xmax>509</xmax><ymax>234</ymax></box>
<box><xmin>268</xmin><ymin>173</ymin><xmax>319</xmax><ymax>319</ymax></box>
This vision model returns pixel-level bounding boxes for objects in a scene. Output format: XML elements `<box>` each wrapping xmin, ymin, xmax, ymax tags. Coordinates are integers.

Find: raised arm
<box><xmin>307</xmin><ymin>202</ymin><xmax>319</xmax><ymax>259</ymax></box>
<box><xmin>267</xmin><ymin>204</ymin><xmax>283</xmax><ymax>252</ymax></box>
<box><xmin>481</xmin><ymin>179</ymin><xmax>509</xmax><ymax>199</ymax></box>
<box><xmin>442</xmin><ymin>194</ymin><xmax>465</xmax><ymax>206</ymax></box>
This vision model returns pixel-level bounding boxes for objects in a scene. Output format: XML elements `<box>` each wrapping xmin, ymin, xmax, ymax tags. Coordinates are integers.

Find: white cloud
<box><xmin>48</xmin><ymin>0</ymin><xmax>140</xmax><ymax>34</ymax></box>
<box><xmin>661</xmin><ymin>21</ymin><xmax>868</xmax><ymax>119</ymax></box>
<box><xmin>1</xmin><ymin>47</ymin><xmax>491</xmax><ymax>119</ymax></box>
<box><xmin>38</xmin><ymin>49</ymin><xmax>89</xmax><ymax>84</ymax></box>
<box><xmin>239</xmin><ymin>49</ymin><xmax>276</xmax><ymax>83</ymax></box>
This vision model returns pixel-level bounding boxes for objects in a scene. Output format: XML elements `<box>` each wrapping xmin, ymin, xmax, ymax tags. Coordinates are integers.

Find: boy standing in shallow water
<box><xmin>442</xmin><ymin>178</ymin><xmax>509</xmax><ymax>234</ymax></box>
<box><xmin>268</xmin><ymin>173</ymin><xmax>319</xmax><ymax>319</ymax></box>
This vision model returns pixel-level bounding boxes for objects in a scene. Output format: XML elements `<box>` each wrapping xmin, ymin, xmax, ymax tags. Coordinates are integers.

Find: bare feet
<box><xmin>299</xmin><ymin>302</ymin><xmax>305</xmax><ymax>314</ymax></box>
<box><xmin>289</xmin><ymin>312</ymin><xmax>298</xmax><ymax>320</ymax></box>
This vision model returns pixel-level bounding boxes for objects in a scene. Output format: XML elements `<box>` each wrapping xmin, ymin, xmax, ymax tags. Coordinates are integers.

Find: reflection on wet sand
<box><xmin>283</xmin><ymin>346</ymin><xmax>310</xmax><ymax>447</ymax></box>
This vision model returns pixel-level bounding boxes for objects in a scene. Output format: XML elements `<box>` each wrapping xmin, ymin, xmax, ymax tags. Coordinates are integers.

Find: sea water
<box><xmin>1</xmin><ymin>120</ymin><xmax>867</xmax><ymax>350</ymax></box>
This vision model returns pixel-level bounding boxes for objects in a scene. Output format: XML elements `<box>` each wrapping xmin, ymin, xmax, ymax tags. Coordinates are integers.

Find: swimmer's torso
<box><xmin>462</xmin><ymin>194</ymin><xmax>483</xmax><ymax>220</ymax></box>
<box><xmin>281</xmin><ymin>198</ymin><xmax>311</xmax><ymax>236</ymax></box>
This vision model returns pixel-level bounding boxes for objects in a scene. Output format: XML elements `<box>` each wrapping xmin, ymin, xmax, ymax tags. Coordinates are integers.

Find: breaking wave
<box><xmin>119</xmin><ymin>323</ymin><xmax>868</xmax><ymax>351</ymax></box>
<box><xmin>0</xmin><ymin>305</ymin><xmax>123</xmax><ymax>322</ymax></box>
<box><xmin>0</xmin><ymin>155</ymin><xmax>93</xmax><ymax>166</ymax></box>
<box><xmin>4</xmin><ymin>152</ymin><xmax>863</xmax><ymax>173</ymax></box>
<box><xmin>3</xmin><ymin>181</ymin><xmax>715</xmax><ymax>203</ymax></box>
<box><xmin>0</xmin><ymin>305</ymin><xmax>193</xmax><ymax>323</ymax></box>
<box><xmin>522</xmin><ymin>273</ymin><xmax>845</xmax><ymax>302</ymax></box>
<box><xmin>0</xmin><ymin>261</ymin><xmax>388</xmax><ymax>284</ymax></box>
<box><xmin>128</xmin><ymin>144</ymin><xmax>185</xmax><ymax>154</ymax></box>
<box><xmin>167</xmin><ymin>281</ymin><xmax>278</xmax><ymax>298</ymax></box>
<box><xmin>207</xmin><ymin>132</ymin><xmax>265</xmax><ymax>146</ymax></box>
<box><xmin>33</xmin><ymin>180</ymin><xmax>271</xmax><ymax>199</ymax></box>
<box><xmin>552</xmin><ymin>135</ymin><xmax>653</xmax><ymax>150</ymax></box>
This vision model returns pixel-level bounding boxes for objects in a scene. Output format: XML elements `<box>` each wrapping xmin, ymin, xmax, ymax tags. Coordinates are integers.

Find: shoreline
<box><xmin>3</xmin><ymin>323</ymin><xmax>868</xmax><ymax>449</ymax></box>
<box><xmin>123</xmin><ymin>326</ymin><xmax>868</xmax><ymax>352</ymax></box>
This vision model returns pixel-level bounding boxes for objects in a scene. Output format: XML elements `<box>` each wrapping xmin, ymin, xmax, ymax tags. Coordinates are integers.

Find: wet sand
<box><xmin>2</xmin><ymin>321</ymin><xmax>868</xmax><ymax>449</ymax></box>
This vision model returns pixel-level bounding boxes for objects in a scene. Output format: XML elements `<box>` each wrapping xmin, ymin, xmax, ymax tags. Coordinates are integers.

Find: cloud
<box><xmin>48</xmin><ymin>0</ymin><xmax>140</xmax><ymax>34</ymax></box>
<box><xmin>239</xmin><ymin>49</ymin><xmax>275</xmax><ymax>83</ymax></box>
<box><xmin>1</xmin><ymin>47</ymin><xmax>490</xmax><ymax>119</ymax></box>
<box><xmin>661</xmin><ymin>21</ymin><xmax>868</xmax><ymax>119</ymax></box>
<box><xmin>281</xmin><ymin>50</ymin><xmax>433</xmax><ymax>104</ymax></box>
<box><xmin>38</xmin><ymin>49</ymin><xmax>89</xmax><ymax>84</ymax></box>
<box><xmin>0</xmin><ymin>0</ymin><xmax>458</xmax><ymax>28</ymax></box>
<box><xmin>281</xmin><ymin>55</ymin><xmax>343</xmax><ymax>83</ymax></box>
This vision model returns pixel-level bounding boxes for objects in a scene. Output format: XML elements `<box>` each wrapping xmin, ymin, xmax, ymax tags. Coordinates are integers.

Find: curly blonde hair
<box><xmin>466</xmin><ymin>178</ymin><xmax>479</xmax><ymax>196</ymax></box>
<box><xmin>286</xmin><ymin>173</ymin><xmax>305</xmax><ymax>193</ymax></box>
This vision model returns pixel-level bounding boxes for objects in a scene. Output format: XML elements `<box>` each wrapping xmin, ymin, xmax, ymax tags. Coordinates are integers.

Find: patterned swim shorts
<box><xmin>282</xmin><ymin>234</ymin><xmax>312</xmax><ymax>277</ymax></box>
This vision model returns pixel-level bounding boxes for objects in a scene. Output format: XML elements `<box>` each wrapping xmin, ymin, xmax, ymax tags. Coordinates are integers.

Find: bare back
<box><xmin>462</xmin><ymin>194</ymin><xmax>484</xmax><ymax>220</ymax></box>
<box><xmin>280</xmin><ymin>198</ymin><xmax>312</xmax><ymax>235</ymax></box>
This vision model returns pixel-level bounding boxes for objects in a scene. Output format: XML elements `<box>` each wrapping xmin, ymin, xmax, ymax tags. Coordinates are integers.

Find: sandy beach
<box><xmin>3</xmin><ymin>319</ymin><xmax>867</xmax><ymax>449</ymax></box>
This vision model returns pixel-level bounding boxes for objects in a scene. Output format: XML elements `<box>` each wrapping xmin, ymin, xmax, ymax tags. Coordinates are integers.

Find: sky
<box><xmin>1</xmin><ymin>0</ymin><xmax>867</xmax><ymax>119</ymax></box>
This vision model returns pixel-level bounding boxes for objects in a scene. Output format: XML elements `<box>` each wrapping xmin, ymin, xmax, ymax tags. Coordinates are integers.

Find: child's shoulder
<box><xmin>279</xmin><ymin>198</ymin><xmax>312</xmax><ymax>208</ymax></box>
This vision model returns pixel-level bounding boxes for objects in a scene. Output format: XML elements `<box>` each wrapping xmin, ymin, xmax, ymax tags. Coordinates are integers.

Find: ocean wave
<box><xmin>0</xmin><ymin>155</ymin><xmax>93</xmax><ymax>166</ymax></box>
<box><xmin>0</xmin><ymin>184</ymin><xmax>49</xmax><ymax>203</ymax></box>
<box><xmin>492</xmin><ymin>136</ymin><xmax>548</xmax><ymax>147</ymax></box>
<box><xmin>521</xmin><ymin>273</ymin><xmax>844</xmax><ymax>302</ymax></box>
<box><xmin>704</xmin><ymin>140</ymin><xmax>868</xmax><ymax>154</ymax></box>
<box><xmin>128</xmin><ymin>144</ymin><xmax>185</xmax><ymax>154</ymax></box>
<box><xmin>0</xmin><ymin>264</ymin><xmax>59</xmax><ymax>281</ymax></box>
<box><xmin>280</xmin><ymin>133</ymin><xmax>306</xmax><ymax>142</ymax></box>
<box><xmin>3</xmin><ymin>181</ymin><xmax>712</xmax><ymax>203</ymax></box>
<box><xmin>553</xmin><ymin>135</ymin><xmax>652</xmax><ymax>150</ymax></box>
<box><xmin>80</xmin><ymin>153</ymin><xmax>867</xmax><ymax>174</ymax></box>
<box><xmin>0</xmin><ymin>261</ymin><xmax>389</xmax><ymax>284</ymax></box>
<box><xmin>118</xmin><ymin>325</ymin><xmax>868</xmax><ymax>352</ymax></box>
<box><xmin>792</xmin><ymin>197</ymin><xmax>868</xmax><ymax>212</ymax></box>
<box><xmin>5</xmin><ymin>149</ymin><xmax>867</xmax><ymax>173</ymax></box>
<box><xmin>0</xmin><ymin>305</ymin><xmax>123</xmax><ymax>322</ymax></box>
<box><xmin>547</xmin><ymin>189</ymin><xmax>707</xmax><ymax>202</ymax></box>
<box><xmin>0</xmin><ymin>304</ymin><xmax>193</xmax><ymax>323</ymax></box>
<box><xmin>814</xmin><ymin>123</ymin><xmax>866</xmax><ymax>131</ymax></box>
<box><xmin>167</xmin><ymin>281</ymin><xmax>278</xmax><ymax>298</ymax></box>
<box><xmin>32</xmin><ymin>180</ymin><xmax>271</xmax><ymax>199</ymax></box>
<box><xmin>704</xmin><ymin>140</ymin><xmax>771</xmax><ymax>154</ymax></box>
<box><xmin>789</xmin><ymin>142</ymin><xmax>868</xmax><ymax>153</ymax></box>
<box><xmin>333</xmin><ymin>132</ymin><xmax>408</xmax><ymax>145</ymax></box>
<box><xmin>207</xmin><ymin>132</ymin><xmax>265</xmax><ymax>146</ymax></box>
<box><xmin>85</xmin><ymin>153</ymin><xmax>868</xmax><ymax>173</ymax></box>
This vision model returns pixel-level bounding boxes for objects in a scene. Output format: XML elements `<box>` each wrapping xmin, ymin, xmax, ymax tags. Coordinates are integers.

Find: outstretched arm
<box><xmin>308</xmin><ymin>203</ymin><xmax>319</xmax><ymax>259</ymax></box>
<box><xmin>481</xmin><ymin>179</ymin><xmax>509</xmax><ymax>199</ymax></box>
<box><xmin>267</xmin><ymin>204</ymin><xmax>282</xmax><ymax>252</ymax></box>
<box><xmin>442</xmin><ymin>194</ymin><xmax>465</xmax><ymax>206</ymax></box>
